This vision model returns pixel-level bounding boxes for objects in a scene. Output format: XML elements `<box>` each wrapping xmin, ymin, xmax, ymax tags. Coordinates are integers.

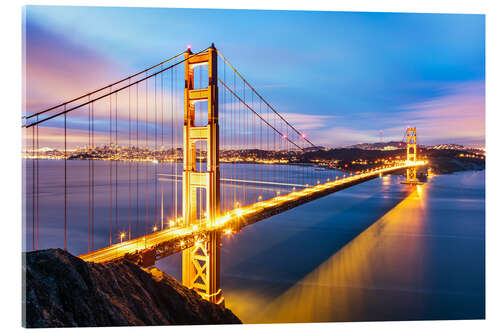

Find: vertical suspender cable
<box><xmin>239</xmin><ymin>82</ymin><xmax>244</xmax><ymax>206</ymax></box>
<box><xmin>232</xmin><ymin>71</ymin><xmax>235</xmax><ymax>207</ymax></box>
<box><xmin>252</xmin><ymin>93</ymin><xmax>255</xmax><ymax>203</ymax></box>
<box><xmin>259</xmin><ymin>100</ymin><xmax>263</xmax><ymax>202</ymax></box>
<box><xmin>161</xmin><ymin>67</ymin><xmax>164</xmax><ymax>229</ymax></box>
<box><xmin>109</xmin><ymin>89</ymin><xmax>112</xmax><ymax>246</ymax></box>
<box><xmin>136</xmin><ymin>84</ymin><xmax>139</xmax><ymax>239</ymax></box>
<box><xmin>198</xmin><ymin>68</ymin><xmax>202</xmax><ymax>220</ymax></box>
<box><xmin>170</xmin><ymin>67</ymin><xmax>174</xmax><ymax>223</ymax></box>
<box><xmin>88</xmin><ymin>98</ymin><xmax>91</xmax><ymax>253</ymax></box>
<box><xmin>115</xmin><ymin>93</ymin><xmax>118</xmax><ymax>239</ymax></box>
<box><xmin>237</xmin><ymin>75</ymin><xmax>241</xmax><ymax>205</ymax></box>
<box><xmin>155</xmin><ymin>74</ymin><xmax>158</xmax><ymax>229</ymax></box>
<box><xmin>36</xmin><ymin>118</ymin><xmax>39</xmax><ymax>250</ymax></box>
<box><xmin>64</xmin><ymin>105</ymin><xmax>67</xmax><ymax>250</ymax></box>
<box><xmin>91</xmin><ymin>102</ymin><xmax>94</xmax><ymax>251</ymax></box>
<box><xmin>32</xmin><ymin>126</ymin><xmax>35</xmax><ymax>250</ymax></box>
<box><xmin>173</xmin><ymin>66</ymin><xmax>177</xmax><ymax>221</ymax></box>
<box><xmin>128</xmin><ymin>80</ymin><xmax>132</xmax><ymax>239</ymax></box>
<box><xmin>273</xmin><ymin>112</ymin><xmax>276</xmax><ymax>197</ymax></box>
<box><xmin>145</xmin><ymin>72</ymin><xmax>149</xmax><ymax>236</ymax></box>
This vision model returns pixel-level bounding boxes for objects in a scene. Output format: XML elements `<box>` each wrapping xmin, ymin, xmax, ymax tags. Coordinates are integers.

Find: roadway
<box><xmin>78</xmin><ymin>161</ymin><xmax>425</xmax><ymax>264</ymax></box>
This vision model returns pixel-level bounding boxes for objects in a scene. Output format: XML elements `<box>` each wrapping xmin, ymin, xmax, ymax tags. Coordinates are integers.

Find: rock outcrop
<box><xmin>23</xmin><ymin>249</ymin><xmax>241</xmax><ymax>327</ymax></box>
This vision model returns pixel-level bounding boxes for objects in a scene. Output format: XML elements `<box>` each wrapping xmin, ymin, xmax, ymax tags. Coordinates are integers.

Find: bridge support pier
<box><xmin>182</xmin><ymin>231</ymin><xmax>221</xmax><ymax>303</ymax></box>
<box><xmin>181</xmin><ymin>44</ymin><xmax>223</xmax><ymax>304</ymax></box>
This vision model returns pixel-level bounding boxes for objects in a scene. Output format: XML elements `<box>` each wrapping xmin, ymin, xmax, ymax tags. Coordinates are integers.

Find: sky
<box><xmin>23</xmin><ymin>6</ymin><xmax>485</xmax><ymax>147</ymax></box>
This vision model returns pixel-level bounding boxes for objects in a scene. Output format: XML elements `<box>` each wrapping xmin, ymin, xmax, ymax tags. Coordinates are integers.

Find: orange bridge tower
<box><xmin>181</xmin><ymin>44</ymin><xmax>222</xmax><ymax>304</ymax></box>
<box><xmin>404</xmin><ymin>127</ymin><xmax>418</xmax><ymax>184</ymax></box>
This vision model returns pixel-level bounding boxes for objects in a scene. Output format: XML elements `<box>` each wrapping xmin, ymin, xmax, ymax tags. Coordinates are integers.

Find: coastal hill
<box><xmin>23</xmin><ymin>249</ymin><xmax>241</xmax><ymax>327</ymax></box>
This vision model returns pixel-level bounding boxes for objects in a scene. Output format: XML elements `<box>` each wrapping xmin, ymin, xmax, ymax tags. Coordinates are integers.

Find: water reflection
<box><xmin>226</xmin><ymin>176</ymin><xmax>484</xmax><ymax>323</ymax></box>
<box><xmin>226</xmin><ymin>186</ymin><xmax>425</xmax><ymax>323</ymax></box>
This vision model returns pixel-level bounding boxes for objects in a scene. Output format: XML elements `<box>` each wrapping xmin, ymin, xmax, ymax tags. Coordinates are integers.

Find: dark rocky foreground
<box><xmin>23</xmin><ymin>249</ymin><xmax>241</xmax><ymax>327</ymax></box>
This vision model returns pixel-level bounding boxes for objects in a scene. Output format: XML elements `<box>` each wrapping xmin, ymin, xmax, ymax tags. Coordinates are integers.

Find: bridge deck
<box><xmin>78</xmin><ymin>162</ymin><xmax>424</xmax><ymax>264</ymax></box>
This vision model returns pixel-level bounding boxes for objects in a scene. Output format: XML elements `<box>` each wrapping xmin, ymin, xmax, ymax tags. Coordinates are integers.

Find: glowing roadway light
<box><xmin>224</xmin><ymin>229</ymin><xmax>232</xmax><ymax>235</ymax></box>
<box><xmin>153</xmin><ymin>226</ymin><xmax>158</xmax><ymax>232</ymax></box>
<box><xmin>192</xmin><ymin>224</ymin><xmax>198</xmax><ymax>231</ymax></box>
<box><xmin>215</xmin><ymin>214</ymin><xmax>230</xmax><ymax>226</ymax></box>
<box><xmin>169</xmin><ymin>220</ymin><xmax>175</xmax><ymax>227</ymax></box>
<box><xmin>120</xmin><ymin>233</ymin><xmax>125</xmax><ymax>243</ymax></box>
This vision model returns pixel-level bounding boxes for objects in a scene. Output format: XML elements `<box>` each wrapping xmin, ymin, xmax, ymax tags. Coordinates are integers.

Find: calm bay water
<box><xmin>23</xmin><ymin>160</ymin><xmax>485</xmax><ymax>323</ymax></box>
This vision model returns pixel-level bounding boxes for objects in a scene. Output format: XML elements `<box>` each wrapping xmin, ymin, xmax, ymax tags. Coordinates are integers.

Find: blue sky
<box><xmin>24</xmin><ymin>6</ymin><xmax>485</xmax><ymax>147</ymax></box>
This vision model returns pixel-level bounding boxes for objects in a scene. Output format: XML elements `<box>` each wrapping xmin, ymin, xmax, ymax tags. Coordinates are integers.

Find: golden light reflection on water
<box><xmin>226</xmin><ymin>184</ymin><xmax>428</xmax><ymax>323</ymax></box>
<box><xmin>382</xmin><ymin>174</ymin><xmax>391</xmax><ymax>186</ymax></box>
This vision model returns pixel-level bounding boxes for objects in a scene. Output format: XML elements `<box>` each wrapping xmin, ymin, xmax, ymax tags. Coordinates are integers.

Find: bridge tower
<box><xmin>405</xmin><ymin>127</ymin><xmax>418</xmax><ymax>184</ymax></box>
<box><xmin>181</xmin><ymin>44</ymin><xmax>222</xmax><ymax>304</ymax></box>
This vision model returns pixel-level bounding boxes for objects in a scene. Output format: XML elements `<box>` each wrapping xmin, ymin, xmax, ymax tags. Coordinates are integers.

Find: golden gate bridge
<box><xmin>23</xmin><ymin>44</ymin><xmax>425</xmax><ymax>304</ymax></box>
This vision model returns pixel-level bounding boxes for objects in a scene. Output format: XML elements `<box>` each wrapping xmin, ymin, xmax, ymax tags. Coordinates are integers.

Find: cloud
<box><xmin>271</xmin><ymin>113</ymin><xmax>381</xmax><ymax>147</ymax></box>
<box><xmin>24</xmin><ymin>20</ymin><xmax>189</xmax><ymax>131</ymax></box>
<box><xmin>25</xmin><ymin>20</ymin><xmax>128</xmax><ymax>115</ymax></box>
<box><xmin>395</xmin><ymin>81</ymin><xmax>485</xmax><ymax>146</ymax></box>
<box><xmin>279</xmin><ymin>113</ymin><xmax>334</xmax><ymax>132</ymax></box>
<box><xmin>303</xmin><ymin>81</ymin><xmax>485</xmax><ymax>148</ymax></box>
<box><xmin>254</xmin><ymin>84</ymin><xmax>296</xmax><ymax>90</ymax></box>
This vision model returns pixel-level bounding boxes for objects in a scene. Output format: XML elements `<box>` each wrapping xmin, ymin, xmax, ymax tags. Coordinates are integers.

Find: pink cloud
<box><xmin>302</xmin><ymin>81</ymin><xmax>485</xmax><ymax>148</ymax></box>
<box><xmin>24</xmin><ymin>23</ymin><xmax>126</xmax><ymax>115</ymax></box>
<box><xmin>279</xmin><ymin>113</ymin><xmax>335</xmax><ymax>132</ymax></box>
<box><xmin>397</xmin><ymin>81</ymin><xmax>485</xmax><ymax>146</ymax></box>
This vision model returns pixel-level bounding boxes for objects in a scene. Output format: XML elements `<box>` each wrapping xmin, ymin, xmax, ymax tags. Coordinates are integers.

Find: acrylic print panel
<box><xmin>22</xmin><ymin>5</ymin><xmax>485</xmax><ymax>327</ymax></box>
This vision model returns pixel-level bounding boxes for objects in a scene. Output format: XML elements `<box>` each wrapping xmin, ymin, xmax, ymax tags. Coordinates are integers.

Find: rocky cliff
<box><xmin>23</xmin><ymin>249</ymin><xmax>241</xmax><ymax>327</ymax></box>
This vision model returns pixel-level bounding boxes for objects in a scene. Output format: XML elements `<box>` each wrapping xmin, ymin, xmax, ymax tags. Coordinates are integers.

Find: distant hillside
<box><xmin>344</xmin><ymin>141</ymin><xmax>403</xmax><ymax>150</ymax></box>
<box><xmin>343</xmin><ymin>141</ymin><xmax>483</xmax><ymax>152</ymax></box>
<box><xmin>23</xmin><ymin>249</ymin><xmax>241</xmax><ymax>327</ymax></box>
<box><xmin>429</xmin><ymin>144</ymin><xmax>465</xmax><ymax>150</ymax></box>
